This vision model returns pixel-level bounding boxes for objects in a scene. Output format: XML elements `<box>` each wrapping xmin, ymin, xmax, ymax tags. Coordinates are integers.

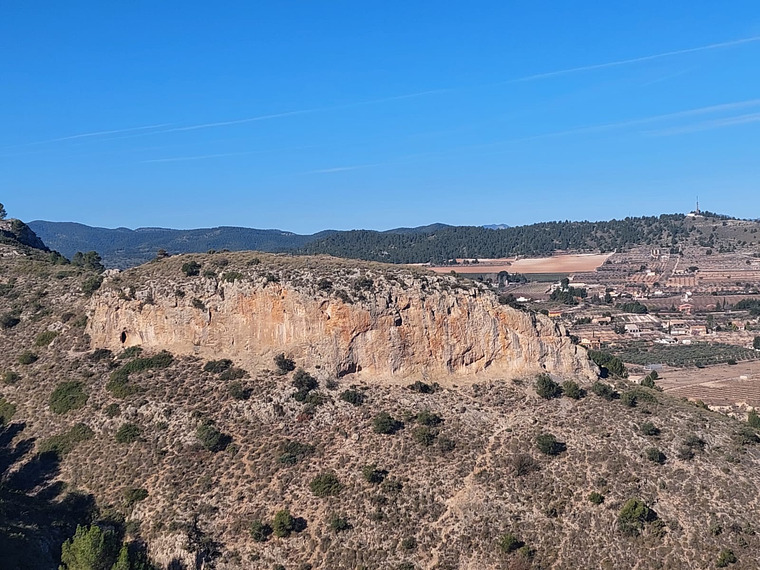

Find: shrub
<box><xmin>228</xmin><ymin>382</ymin><xmax>251</xmax><ymax>400</ymax></box>
<box><xmin>412</xmin><ymin>426</ymin><xmax>437</xmax><ymax>446</ymax></box>
<box><xmin>115</xmin><ymin>423</ymin><xmax>141</xmax><ymax>444</ymax></box>
<box><xmin>588</xmin><ymin>350</ymin><xmax>628</xmax><ymax>378</ymax></box>
<box><xmin>107</xmin><ymin>351</ymin><xmax>173</xmax><ymax>398</ymax></box>
<box><xmin>734</xmin><ymin>426</ymin><xmax>760</xmax><ymax>445</ymax></box>
<box><xmin>279</xmin><ymin>440</ymin><xmax>315</xmax><ymax>465</ymax></box>
<box><xmin>3</xmin><ymin>371</ymin><xmax>20</xmax><ymax>384</ymax></box>
<box><xmin>222</xmin><ymin>271</ymin><xmax>244</xmax><ymax>283</ymax></box>
<box><xmin>272</xmin><ymin>510</ymin><xmax>296</xmax><ymax>537</ymax></box>
<box><xmin>641</xmin><ymin>374</ymin><xmax>657</xmax><ymax>389</ymax></box>
<box><xmin>191</xmin><ymin>298</ymin><xmax>206</xmax><ymax>311</ymax></box>
<box><xmin>400</xmin><ymin>537</ymin><xmax>417</xmax><ymax>550</ymax></box>
<box><xmin>408</xmin><ymin>380</ymin><xmax>436</xmax><ymax>393</ymax></box>
<box><xmin>124</xmin><ymin>487</ymin><xmax>148</xmax><ymax>508</ymax></box>
<box><xmin>676</xmin><ymin>446</ymin><xmax>695</xmax><ymax>461</ymax></box>
<box><xmin>591</xmin><ymin>381</ymin><xmax>618</xmax><ymax>401</ymax></box>
<box><xmin>536</xmin><ymin>433</ymin><xmax>566</xmax><ymax>456</ymax></box>
<box><xmin>498</xmin><ymin>533</ymin><xmax>524</xmax><ymax>554</ymax></box>
<box><xmin>60</xmin><ymin>524</ymin><xmax>119</xmax><ymax>570</ymax></box>
<box><xmin>716</xmin><ymin>548</ymin><xmax>737</xmax><ymax>567</ymax></box>
<box><xmin>339</xmin><ymin>389</ymin><xmax>365</xmax><ymax>406</ymax></box>
<box><xmin>49</xmin><ymin>381</ymin><xmax>88</xmax><ymax>414</ymax></box>
<box><xmin>17</xmin><ymin>351</ymin><xmax>38</xmax><ymax>365</ymax></box>
<box><xmin>39</xmin><ymin>423</ymin><xmax>94</xmax><ymax>457</ymax></box>
<box><xmin>512</xmin><ymin>454</ymin><xmax>538</xmax><ymax>476</ymax></box>
<box><xmin>204</xmin><ymin>359</ymin><xmax>233</xmax><ymax>373</ymax></box>
<box><xmin>646</xmin><ymin>447</ymin><xmax>666</xmax><ymax>464</ymax></box>
<box><xmin>118</xmin><ymin>346</ymin><xmax>142</xmax><ymax>359</ymax></box>
<box><xmin>618</xmin><ymin>498</ymin><xmax>657</xmax><ymax>536</ymax></box>
<box><xmin>181</xmin><ymin>261</ymin><xmax>201</xmax><ymax>276</ymax></box>
<box><xmin>640</xmin><ymin>421</ymin><xmax>660</xmax><ymax>436</ymax></box>
<box><xmin>362</xmin><ymin>464</ymin><xmax>387</xmax><ymax>484</ymax></box>
<box><xmin>621</xmin><ymin>391</ymin><xmax>638</xmax><ymax>407</ymax></box>
<box><xmin>373</xmin><ymin>412</ymin><xmax>403</xmax><ymax>435</ymax></box>
<box><xmin>0</xmin><ymin>312</ymin><xmax>20</xmax><ymax>329</ymax></box>
<box><xmin>748</xmin><ymin>410</ymin><xmax>760</xmax><ymax>428</ymax></box>
<box><xmin>561</xmin><ymin>380</ymin><xmax>584</xmax><ymax>399</ymax></box>
<box><xmin>196</xmin><ymin>420</ymin><xmax>230</xmax><ymax>452</ymax></box>
<box><xmin>329</xmin><ymin>515</ymin><xmax>351</xmax><ymax>533</ymax></box>
<box><xmin>415</xmin><ymin>409</ymin><xmax>443</xmax><ymax>426</ymax></box>
<box><xmin>220</xmin><ymin>367</ymin><xmax>246</xmax><ymax>381</ymax></box>
<box><xmin>35</xmin><ymin>330</ymin><xmax>58</xmax><ymax>346</ymax></box>
<box><xmin>292</xmin><ymin>369</ymin><xmax>318</xmax><ymax>401</ymax></box>
<box><xmin>535</xmin><ymin>373</ymin><xmax>562</xmax><ymax>399</ymax></box>
<box><xmin>105</xmin><ymin>403</ymin><xmax>121</xmax><ymax>418</ymax></box>
<box><xmin>250</xmin><ymin>520</ymin><xmax>272</xmax><ymax>542</ymax></box>
<box><xmin>274</xmin><ymin>353</ymin><xmax>296</xmax><ymax>374</ymax></box>
<box><xmin>0</xmin><ymin>397</ymin><xmax>17</xmax><ymax>425</ymax></box>
<box><xmin>588</xmin><ymin>492</ymin><xmax>605</xmax><ymax>505</ymax></box>
<box><xmin>684</xmin><ymin>434</ymin><xmax>706</xmax><ymax>450</ymax></box>
<box><xmin>81</xmin><ymin>275</ymin><xmax>103</xmax><ymax>296</ymax></box>
<box><xmin>309</xmin><ymin>472</ymin><xmax>342</xmax><ymax>497</ymax></box>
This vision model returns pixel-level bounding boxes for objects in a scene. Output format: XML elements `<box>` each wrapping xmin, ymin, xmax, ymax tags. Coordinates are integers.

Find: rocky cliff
<box><xmin>0</xmin><ymin>218</ymin><xmax>49</xmax><ymax>251</ymax></box>
<box><xmin>87</xmin><ymin>252</ymin><xmax>596</xmax><ymax>380</ymax></box>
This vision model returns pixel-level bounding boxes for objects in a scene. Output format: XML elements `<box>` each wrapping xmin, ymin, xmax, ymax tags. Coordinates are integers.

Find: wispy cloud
<box><xmin>3</xmin><ymin>123</ymin><xmax>172</xmax><ymax>150</ymax></box>
<box><xmin>646</xmin><ymin>112</ymin><xmax>760</xmax><ymax>136</ymax></box>
<box><xmin>509</xmin><ymin>35</ymin><xmax>760</xmax><ymax>83</ymax></box>
<box><xmin>306</xmin><ymin>164</ymin><xmax>377</xmax><ymax>174</ymax></box>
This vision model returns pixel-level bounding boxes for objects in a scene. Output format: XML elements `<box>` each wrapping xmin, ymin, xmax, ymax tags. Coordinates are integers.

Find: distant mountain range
<box><xmin>30</xmin><ymin>213</ymin><xmax>742</xmax><ymax>269</ymax></box>
<box><xmin>28</xmin><ymin>221</ymin><xmax>453</xmax><ymax>268</ymax></box>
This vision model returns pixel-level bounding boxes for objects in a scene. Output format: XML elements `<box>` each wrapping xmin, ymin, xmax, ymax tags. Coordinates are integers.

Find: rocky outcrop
<box><xmin>87</xmin><ymin>254</ymin><xmax>596</xmax><ymax>381</ymax></box>
<box><xmin>0</xmin><ymin>219</ymin><xmax>49</xmax><ymax>251</ymax></box>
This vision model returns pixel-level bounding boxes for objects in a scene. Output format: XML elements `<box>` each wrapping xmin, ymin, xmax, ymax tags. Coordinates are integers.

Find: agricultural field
<box><xmin>659</xmin><ymin>361</ymin><xmax>760</xmax><ymax>409</ymax></box>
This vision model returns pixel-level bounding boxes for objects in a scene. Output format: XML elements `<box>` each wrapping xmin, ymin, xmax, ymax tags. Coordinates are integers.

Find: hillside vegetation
<box><xmin>1</xmin><ymin>231</ymin><xmax>760</xmax><ymax>569</ymax></box>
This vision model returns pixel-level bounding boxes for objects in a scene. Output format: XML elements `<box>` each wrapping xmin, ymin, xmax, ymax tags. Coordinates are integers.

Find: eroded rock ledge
<box><xmin>87</xmin><ymin>252</ymin><xmax>596</xmax><ymax>380</ymax></box>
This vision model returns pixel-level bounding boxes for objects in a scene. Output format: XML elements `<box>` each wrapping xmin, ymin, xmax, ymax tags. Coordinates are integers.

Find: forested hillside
<box><xmin>300</xmin><ymin>214</ymin><xmax>694</xmax><ymax>263</ymax></box>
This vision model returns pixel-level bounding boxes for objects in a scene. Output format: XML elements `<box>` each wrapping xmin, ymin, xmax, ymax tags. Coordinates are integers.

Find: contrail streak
<box><xmin>510</xmin><ymin>35</ymin><xmax>760</xmax><ymax>83</ymax></box>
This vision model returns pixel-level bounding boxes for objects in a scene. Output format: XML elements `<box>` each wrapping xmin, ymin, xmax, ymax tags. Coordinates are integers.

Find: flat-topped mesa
<box><xmin>87</xmin><ymin>252</ymin><xmax>597</xmax><ymax>380</ymax></box>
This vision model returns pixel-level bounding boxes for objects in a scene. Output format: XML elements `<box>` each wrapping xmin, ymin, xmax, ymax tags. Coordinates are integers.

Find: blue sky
<box><xmin>2</xmin><ymin>1</ymin><xmax>760</xmax><ymax>232</ymax></box>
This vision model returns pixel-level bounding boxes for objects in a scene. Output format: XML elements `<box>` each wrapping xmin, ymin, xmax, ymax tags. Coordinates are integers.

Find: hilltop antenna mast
<box><xmin>696</xmin><ymin>196</ymin><xmax>700</xmax><ymax>215</ymax></box>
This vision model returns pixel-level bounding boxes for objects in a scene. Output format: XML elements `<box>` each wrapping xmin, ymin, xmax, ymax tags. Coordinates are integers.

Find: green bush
<box><xmin>250</xmin><ymin>520</ymin><xmax>272</xmax><ymax>542</ymax></box>
<box><xmin>49</xmin><ymin>381</ymin><xmax>88</xmax><ymax>414</ymax></box>
<box><xmin>684</xmin><ymin>434</ymin><xmax>706</xmax><ymax>450</ymax></box>
<box><xmin>618</xmin><ymin>498</ymin><xmax>657</xmax><ymax>536</ymax></box>
<box><xmin>498</xmin><ymin>533</ymin><xmax>524</xmax><ymax>554</ymax></box>
<box><xmin>588</xmin><ymin>492</ymin><xmax>605</xmax><ymax>505</ymax></box>
<box><xmin>407</xmin><ymin>380</ymin><xmax>437</xmax><ymax>393</ymax></box>
<box><xmin>272</xmin><ymin>509</ymin><xmax>296</xmax><ymax>538</ymax></box>
<box><xmin>2</xmin><ymin>371</ymin><xmax>20</xmax><ymax>384</ymax></box>
<box><xmin>362</xmin><ymin>464</ymin><xmax>387</xmax><ymax>484</ymax></box>
<box><xmin>181</xmin><ymin>261</ymin><xmax>201</xmax><ymax>276</ymax></box>
<box><xmin>621</xmin><ymin>391</ymin><xmax>638</xmax><ymax>407</ymax></box>
<box><xmin>105</xmin><ymin>403</ymin><xmax>121</xmax><ymax>418</ymax></box>
<box><xmin>415</xmin><ymin>409</ymin><xmax>443</xmax><ymax>426</ymax></box>
<box><xmin>535</xmin><ymin>373</ymin><xmax>562</xmax><ymax>399</ymax></box>
<box><xmin>60</xmin><ymin>524</ymin><xmax>119</xmax><ymax>570</ymax></box>
<box><xmin>107</xmin><ymin>351</ymin><xmax>173</xmax><ymax>398</ymax></box>
<box><xmin>748</xmin><ymin>410</ymin><xmax>760</xmax><ymax>428</ymax></box>
<box><xmin>0</xmin><ymin>397</ymin><xmax>17</xmax><ymax>425</ymax></box>
<box><xmin>591</xmin><ymin>381</ymin><xmax>618</xmax><ymax>401</ymax></box>
<box><xmin>329</xmin><ymin>515</ymin><xmax>352</xmax><ymax>533</ymax></box>
<box><xmin>372</xmin><ymin>412</ymin><xmax>403</xmax><ymax>435</ymax></box>
<box><xmin>561</xmin><ymin>380</ymin><xmax>584</xmax><ymax>399</ymax></box>
<box><xmin>81</xmin><ymin>275</ymin><xmax>103</xmax><ymax>296</ymax></box>
<box><xmin>274</xmin><ymin>353</ymin><xmax>296</xmax><ymax>374</ymax></box>
<box><xmin>279</xmin><ymin>440</ymin><xmax>315</xmax><ymax>465</ymax></box>
<box><xmin>716</xmin><ymin>548</ymin><xmax>737</xmax><ymax>567</ymax></box>
<box><xmin>191</xmin><ymin>298</ymin><xmax>206</xmax><ymax>311</ymax></box>
<box><xmin>17</xmin><ymin>351</ymin><xmax>38</xmax><ymax>365</ymax></box>
<box><xmin>309</xmin><ymin>471</ymin><xmax>342</xmax><ymax>497</ymax></box>
<box><xmin>292</xmin><ymin>368</ymin><xmax>318</xmax><ymax>401</ymax></box>
<box><xmin>204</xmin><ymin>359</ymin><xmax>233</xmax><ymax>373</ymax></box>
<box><xmin>646</xmin><ymin>447</ymin><xmax>666</xmax><ymax>464</ymax></box>
<box><xmin>0</xmin><ymin>312</ymin><xmax>20</xmax><ymax>329</ymax></box>
<box><xmin>536</xmin><ymin>433</ymin><xmax>566</xmax><ymax>456</ymax></box>
<box><xmin>588</xmin><ymin>350</ymin><xmax>628</xmax><ymax>378</ymax></box>
<box><xmin>640</xmin><ymin>421</ymin><xmax>660</xmax><ymax>436</ymax></box>
<box><xmin>35</xmin><ymin>330</ymin><xmax>59</xmax><ymax>346</ymax></box>
<box><xmin>412</xmin><ymin>426</ymin><xmax>437</xmax><ymax>446</ymax></box>
<box><xmin>124</xmin><ymin>487</ymin><xmax>148</xmax><ymax>508</ymax></box>
<box><xmin>39</xmin><ymin>423</ymin><xmax>94</xmax><ymax>457</ymax></box>
<box><xmin>222</xmin><ymin>271</ymin><xmax>244</xmax><ymax>282</ymax></box>
<box><xmin>220</xmin><ymin>367</ymin><xmax>246</xmax><ymax>381</ymax></box>
<box><xmin>640</xmin><ymin>374</ymin><xmax>657</xmax><ymax>389</ymax></box>
<box><xmin>401</xmin><ymin>537</ymin><xmax>417</xmax><ymax>550</ymax></box>
<box><xmin>196</xmin><ymin>420</ymin><xmax>230</xmax><ymax>452</ymax></box>
<box><xmin>228</xmin><ymin>382</ymin><xmax>251</xmax><ymax>400</ymax></box>
<box><xmin>115</xmin><ymin>423</ymin><xmax>141</xmax><ymax>444</ymax></box>
<box><xmin>339</xmin><ymin>389</ymin><xmax>365</xmax><ymax>406</ymax></box>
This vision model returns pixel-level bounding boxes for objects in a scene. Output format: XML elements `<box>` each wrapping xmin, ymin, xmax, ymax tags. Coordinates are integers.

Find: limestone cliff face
<box><xmin>87</xmin><ymin>254</ymin><xmax>596</xmax><ymax>380</ymax></box>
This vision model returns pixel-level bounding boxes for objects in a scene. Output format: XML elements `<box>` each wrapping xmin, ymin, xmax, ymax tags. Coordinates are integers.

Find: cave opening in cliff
<box><xmin>120</xmin><ymin>331</ymin><xmax>127</xmax><ymax>344</ymax></box>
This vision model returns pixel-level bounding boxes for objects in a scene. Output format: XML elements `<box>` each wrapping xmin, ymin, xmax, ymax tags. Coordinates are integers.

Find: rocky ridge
<box><xmin>87</xmin><ymin>252</ymin><xmax>596</xmax><ymax>382</ymax></box>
